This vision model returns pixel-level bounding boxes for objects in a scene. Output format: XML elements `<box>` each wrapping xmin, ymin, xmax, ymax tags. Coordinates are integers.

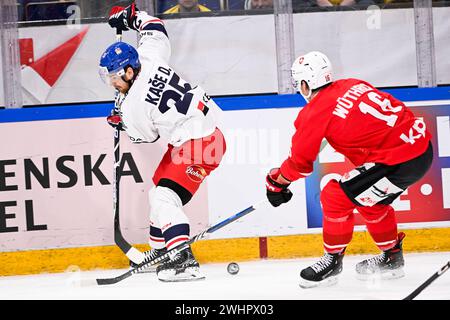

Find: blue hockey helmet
<box><xmin>99</xmin><ymin>41</ymin><xmax>141</xmax><ymax>85</ymax></box>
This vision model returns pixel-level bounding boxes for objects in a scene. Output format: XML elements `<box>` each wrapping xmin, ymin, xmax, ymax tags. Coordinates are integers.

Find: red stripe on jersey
<box><xmin>149</xmin><ymin>236</ymin><xmax>165</xmax><ymax>242</ymax></box>
<box><xmin>140</xmin><ymin>19</ymin><xmax>163</xmax><ymax>30</ymax></box>
<box><xmin>166</xmin><ymin>236</ymin><xmax>190</xmax><ymax>249</ymax></box>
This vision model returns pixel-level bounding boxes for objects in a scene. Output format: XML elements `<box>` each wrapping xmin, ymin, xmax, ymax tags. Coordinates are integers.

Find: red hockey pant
<box><xmin>321</xmin><ymin>179</ymin><xmax>398</xmax><ymax>254</ymax></box>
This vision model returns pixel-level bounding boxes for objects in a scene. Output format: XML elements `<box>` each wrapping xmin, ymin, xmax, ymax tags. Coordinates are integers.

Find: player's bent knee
<box><xmin>321</xmin><ymin>179</ymin><xmax>356</xmax><ymax>217</ymax></box>
<box><xmin>149</xmin><ymin>186</ymin><xmax>183</xmax><ymax>212</ymax></box>
<box><xmin>157</xmin><ymin>178</ymin><xmax>193</xmax><ymax>205</ymax></box>
<box><xmin>149</xmin><ymin>186</ymin><xmax>189</xmax><ymax>225</ymax></box>
<box><xmin>320</xmin><ymin>179</ymin><xmax>347</xmax><ymax>206</ymax></box>
<box><xmin>320</xmin><ymin>179</ymin><xmax>340</xmax><ymax>199</ymax></box>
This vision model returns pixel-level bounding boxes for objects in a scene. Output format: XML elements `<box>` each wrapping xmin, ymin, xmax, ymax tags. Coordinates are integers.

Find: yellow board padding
<box><xmin>1</xmin><ymin>228</ymin><xmax>450</xmax><ymax>277</ymax></box>
<box><xmin>267</xmin><ymin>228</ymin><xmax>450</xmax><ymax>259</ymax></box>
<box><xmin>0</xmin><ymin>245</ymin><xmax>140</xmax><ymax>277</ymax></box>
<box><xmin>192</xmin><ymin>237</ymin><xmax>260</xmax><ymax>263</ymax></box>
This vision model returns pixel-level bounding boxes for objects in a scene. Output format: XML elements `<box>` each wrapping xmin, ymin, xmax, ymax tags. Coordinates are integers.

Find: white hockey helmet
<box><xmin>291</xmin><ymin>51</ymin><xmax>333</xmax><ymax>99</ymax></box>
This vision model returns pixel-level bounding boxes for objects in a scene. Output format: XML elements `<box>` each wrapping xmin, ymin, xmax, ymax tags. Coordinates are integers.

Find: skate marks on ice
<box><xmin>0</xmin><ymin>252</ymin><xmax>448</xmax><ymax>300</ymax></box>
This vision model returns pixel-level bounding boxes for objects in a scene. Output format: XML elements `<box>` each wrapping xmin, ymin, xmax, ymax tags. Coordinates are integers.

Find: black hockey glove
<box><xmin>108</xmin><ymin>3</ymin><xmax>139</xmax><ymax>32</ymax></box>
<box><xmin>107</xmin><ymin>108</ymin><xmax>124</xmax><ymax>131</ymax></box>
<box><xmin>265</xmin><ymin>168</ymin><xmax>293</xmax><ymax>207</ymax></box>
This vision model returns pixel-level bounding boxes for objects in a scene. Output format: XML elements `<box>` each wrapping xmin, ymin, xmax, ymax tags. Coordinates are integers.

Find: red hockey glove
<box><xmin>107</xmin><ymin>108</ymin><xmax>124</xmax><ymax>131</ymax></box>
<box><xmin>108</xmin><ymin>3</ymin><xmax>139</xmax><ymax>32</ymax></box>
<box><xmin>266</xmin><ymin>168</ymin><xmax>293</xmax><ymax>207</ymax></box>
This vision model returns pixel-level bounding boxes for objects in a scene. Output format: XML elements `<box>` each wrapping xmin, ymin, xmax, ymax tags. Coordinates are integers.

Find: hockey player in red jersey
<box><xmin>265</xmin><ymin>51</ymin><xmax>433</xmax><ymax>288</ymax></box>
<box><xmin>99</xmin><ymin>3</ymin><xmax>226</xmax><ymax>282</ymax></box>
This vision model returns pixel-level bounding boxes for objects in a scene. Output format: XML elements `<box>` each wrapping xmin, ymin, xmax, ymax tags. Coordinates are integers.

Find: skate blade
<box><xmin>135</xmin><ymin>267</ymin><xmax>157</xmax><ymax>274</ymax></box>
<box><xmin>158</xmin><ymin>268</ymin><xmax>206</xmax><ymax>282</ymax></box>
<box><xmin>129</xmin><ymin>266</ymin><xmax>157</xmax><ymax>274</ymax></box>
<box><xmin>299</xmin><ymin>275</ymin><xmax>339</xmax><ymax>289</ymax></box>
<box><xmin>356</xmin><ymin>268</ymin><xmax>405</xmax><ymax>281</ymax></box>
<box><xmin>158</xmin><ymin>271</ymin><xmax>206</xmax><ymax>282</ymax></box>
<box><xmin>158</xmin><ymin>275</ymin><xmax>206</xmax><ymax>283</ymax></box>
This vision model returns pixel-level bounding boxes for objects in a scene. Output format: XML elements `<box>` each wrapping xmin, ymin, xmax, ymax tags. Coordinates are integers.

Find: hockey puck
<box><xmin>227</xmin><ymin>262</ymin><xmax>239</xmax><ymax>275</ymax></box>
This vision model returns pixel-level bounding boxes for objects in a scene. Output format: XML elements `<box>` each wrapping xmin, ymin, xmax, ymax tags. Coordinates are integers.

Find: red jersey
<box><xmin>280</xmin><ymin>78</ymin><xmax>431</xmax><ymax>182</ymax></box>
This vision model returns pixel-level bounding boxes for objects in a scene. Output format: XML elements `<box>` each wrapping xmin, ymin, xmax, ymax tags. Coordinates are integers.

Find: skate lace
<box><xmin>366</xmin><ymin>252</ymin><xmax>386</xmax><ymax>267</ymax></box>
<box><xmin>311</xmin><ymin>254</ymin><xmax>334</xmax><ymax>273</ymax></box>
<box><xmin>143</xmin><ymin>248</ymin><xmax>166</xmax><ymax>263</ymax></box>
<box><xmin>160</xmin><ymin>252</ymin><xmax>186</xmax><ymax>269</ymax></box>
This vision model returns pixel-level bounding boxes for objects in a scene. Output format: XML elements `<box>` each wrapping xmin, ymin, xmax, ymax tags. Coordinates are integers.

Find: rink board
<box><xmin>1</xmin><ymin>88</ymin><xmax>450</xmax><ymax>275</ymax></box>
<box><xmin>1</xmin><ymin>228</ymin><xmax>450</xmax><ymax>276</ymax></box>
<box><xmin>2</xmin><ymin>8</ymin><xmax>450</xmax><ymax>107</ymax></box>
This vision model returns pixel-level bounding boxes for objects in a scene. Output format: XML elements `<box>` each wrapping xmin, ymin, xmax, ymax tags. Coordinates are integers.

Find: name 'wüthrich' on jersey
<box><xmin>280</xmin><ymin>78</ymin><xmax>431</xmax><ymax>182</ymax></box>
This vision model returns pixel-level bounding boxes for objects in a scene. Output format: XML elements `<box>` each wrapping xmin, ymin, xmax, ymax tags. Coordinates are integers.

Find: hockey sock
<box><xmin>149</xmin><ymin>222</ymin><xmax>165</xmax><ymax>250</ymax></box>
<box><xmin>357</xmin><ymin>204</ymin><xmax>398</xmax><ymax>251</ymax></box>
<box><xmin>321</xmin><ymin>180</ymin><xmax>356</xmax><ymax>254</ymax></box>
<box><xmin>162</xmin><ymin>224</ymin><xmax>190</xmax><ymax>251</ymax></box>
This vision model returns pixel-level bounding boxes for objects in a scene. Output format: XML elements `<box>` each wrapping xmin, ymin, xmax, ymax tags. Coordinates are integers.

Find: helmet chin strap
<box><xmin>122</xmin><ymin>76</ymin><xmax>134</xmax><ymax>87</ymax></box>
<box><xmin>299</xmin><ymin>82</ymin><xmax>312</xmax><ymax>102</ymax></box>
<box><xmin>121</xmin><ymin>66</ymin><xmax>140</xmax><ymax>87</ymax></box>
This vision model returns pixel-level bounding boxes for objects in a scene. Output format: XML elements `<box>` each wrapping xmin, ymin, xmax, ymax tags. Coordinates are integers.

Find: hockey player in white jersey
<box><xmin>99</xmin><ymin>3</ymin><xmax>226</xmax><ymax>282</ymax></box>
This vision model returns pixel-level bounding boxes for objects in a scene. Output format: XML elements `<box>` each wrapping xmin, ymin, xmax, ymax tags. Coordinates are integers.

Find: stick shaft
<box><xmin>96</xmin><ymin>201</ymin><xmax>266</xmax><ymax>285</ymax></box>
<box><xmin>403</xmin><ymin>261</ymin><xmax>450</xmax><ymax>300</ymax></box>
<box><xmin>110</xmin><ymin>27</ymin><xmax>144</xmax><ymax>264</ymax></box>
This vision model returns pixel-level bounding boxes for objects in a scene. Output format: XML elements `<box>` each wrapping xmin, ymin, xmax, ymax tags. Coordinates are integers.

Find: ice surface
<box><xmin>0</xmin><ymin>252</ymin><xmax>448</xmax><ymax>300</ymax></box>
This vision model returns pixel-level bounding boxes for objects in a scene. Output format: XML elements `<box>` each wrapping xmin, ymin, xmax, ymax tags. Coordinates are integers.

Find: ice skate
<box><xmin>299</xmin><ymin>251</ymin><xmax>345</xmax><ymax>288</ymax></box>
<box><xmin>129</xmin><ymin>247</ymin><xmax>167</xmax><ymax>273</ymax></box>
<box><xmin>156</xmin><ymin>246</ymin><xmax>205</xmax><ymax>282</ymax></box>
<box><xmin>356</xmin><ymin>232</ymin><xmax>405</xmax><ymax>280</ymax></box>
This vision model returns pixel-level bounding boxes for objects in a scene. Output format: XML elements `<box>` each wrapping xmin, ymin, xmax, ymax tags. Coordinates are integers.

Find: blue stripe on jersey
<box><xmin>163</xmin><ymin>223</ymin><xmax>190</xmax><ymax>243</ymax></box>
<box><xmin>150</xmin><ymin>225</ymin><xmax>164</xmax><ymax>238</ymax></box>
<box><xmin>142</xmin><ymin>23</ymin><xmax>168</xmax><ymax>38</ymax></box>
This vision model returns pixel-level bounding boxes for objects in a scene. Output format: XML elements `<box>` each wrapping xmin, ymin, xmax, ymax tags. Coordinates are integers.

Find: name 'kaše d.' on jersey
<box><xmin>117</xmin><ymin>12</ymin><xmax>221</xmax><ymax>146</ymax></box>
<box><xmin>99</xmin><ymin>6</ymin><xmax>228</xmax><ymax>282</ymax></box>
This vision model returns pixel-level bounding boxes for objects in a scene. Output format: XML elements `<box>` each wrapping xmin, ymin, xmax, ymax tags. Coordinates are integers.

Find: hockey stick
<box><xmin>403</xmin><ymin>261</ymin><xmax>450</xmax><ymax>300</ymax></box>
<box><xmin>112</xmin><ymin>28</ymin><xmax>145</xmax><ymax>265</ymax></box>
<box><xmin>95</xmin><ymin>200</ymin><xmax>267</xmax><ymax>285</ymax></box>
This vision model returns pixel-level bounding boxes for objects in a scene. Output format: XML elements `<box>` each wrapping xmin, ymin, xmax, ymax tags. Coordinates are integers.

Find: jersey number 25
<box><xmin>159</xmin><ymin>73</ymin><xmax>194</xmax><ymax>115</ymax></box>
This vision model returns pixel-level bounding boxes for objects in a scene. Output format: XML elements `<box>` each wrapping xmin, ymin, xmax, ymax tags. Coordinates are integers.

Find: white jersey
<box><xmin>118</xmin><ymin>12</ymin><xmax>221</xmax><ymax>146</ymax></box>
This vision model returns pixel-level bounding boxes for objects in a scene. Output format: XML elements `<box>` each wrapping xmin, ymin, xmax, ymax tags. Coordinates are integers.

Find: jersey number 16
<box><xmin>358</xmin><ymin>92</ymin><xmax>403</xmax><ymax>127</ymax></box>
